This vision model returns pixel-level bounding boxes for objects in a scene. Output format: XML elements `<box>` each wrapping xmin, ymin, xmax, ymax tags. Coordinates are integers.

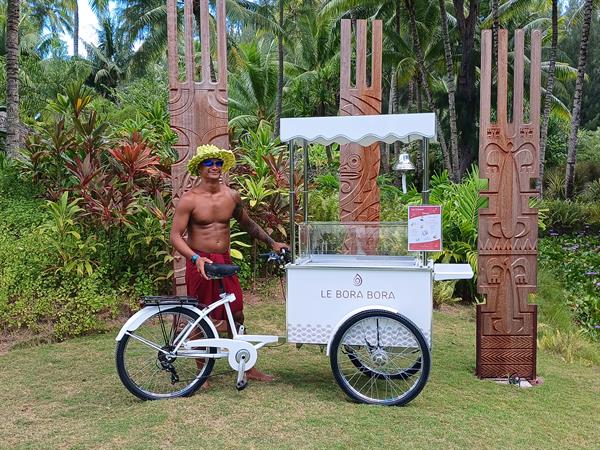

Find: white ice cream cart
<box><xmin>280</xmin><ymin>113</ymin><xmax>473</xmax><ymax>406</ymax></box>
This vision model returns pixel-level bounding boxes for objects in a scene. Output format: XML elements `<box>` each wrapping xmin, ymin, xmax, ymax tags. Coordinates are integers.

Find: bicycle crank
<box><xmin>235</xmin><ymin>349</ymin><xmax>250</xmax><ymax>391</ymax></box>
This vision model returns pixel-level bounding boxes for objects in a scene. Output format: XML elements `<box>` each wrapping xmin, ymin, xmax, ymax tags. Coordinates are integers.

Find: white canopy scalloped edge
<box><xmin>280</xmin><ymin>113</ymin><xmax>437</xmax><ymax>146</ymax></box>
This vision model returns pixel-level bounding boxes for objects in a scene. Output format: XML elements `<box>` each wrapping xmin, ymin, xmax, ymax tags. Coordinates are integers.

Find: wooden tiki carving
<box><xmin>168</xmin><ymin>0</ymin><xmax>229</xmax><ymax>295</ymax></box>
<box><xmin>477</xmin><ymin>29</ymin><xmax>541</xmax><ymax>380</ymax></box>
<box><xmin>339</xmin><ymin>19</ymin><xmax>382</xmax><ymax>254</ymax></box>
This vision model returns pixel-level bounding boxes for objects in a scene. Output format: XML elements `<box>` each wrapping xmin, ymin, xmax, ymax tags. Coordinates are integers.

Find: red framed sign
<box><xmin>408</xmin><ymin>205</ymin><xmax>442</xmax><ymax>252</ymax></box>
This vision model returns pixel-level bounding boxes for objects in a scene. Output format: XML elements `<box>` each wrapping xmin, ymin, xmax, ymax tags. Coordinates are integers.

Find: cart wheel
<box><xmin>330</xmin><ymin>310</ymin><xmax>430</xmax><ymax>406</ymax></box>
<box><xmin>345</xmin><ymin>346</ymin><xmax>422</xmax><ymax>380</ymax></box>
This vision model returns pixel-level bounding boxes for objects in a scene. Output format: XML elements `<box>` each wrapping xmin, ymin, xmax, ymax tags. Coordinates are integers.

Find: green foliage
<box><xmin>398</xmin><ymin>168</ymin><xmax>487</xmax><ymax>301</ymax></box>
<box><xmin>308</xmin><ymin>190</ymin><xmax>339</xmax><ymax>222</ymax></box>
<box><xmin>543</xmin><ymin>167</ymin><xmax>566</xmax><ymax>199</ymax></box>
<box><xmin>115</xmin><ymin>101</ymin><xmax>178</xmax><ymax>167</ymax></box>
<box><xmin>580</xmin><ymin>179</ymin><xmax>600</xmax><ymax>202</ymax></box>
<box><xmin>535</xmin><ymin>268</ymin><xmax>600</xmax><ymax>364</ymax></box>
<box><xmin>0</xmin><ymin>177</ymin><xmax>122</xmax><ymax>340</ymax></box>
<box><xmin>229</xmin><ymin>39</ymin><xmax>278</xmax><ymax>131</ymax></box>
<box><xmin>237</xmin><ymin>122</ymin><xmax>285</xmax><ymax>178</ymax></box>
<box><xmin>541</xmin><ymin>199</ymin><xmax>600</xmax><ymax>234</ymax></box>
<box><xmin>543</xmin><ymin>115</ymin><xmax>570</xmax><ymax>169</ymax></box>
<box><xmin>125</xmin><ymin>207</ymin><xmax>173</xmax><ymax>286</ymax></box>
<box><xmin>576</xmin><ymin>128</ymin><xmax>600</xmax><ymax>163</ymax></box>
<box><xmin>239</xmin><ymin>175</ymin><xmax>280</xmax><ymax>209</ymax></box>
<box><xmin>313</xmin><ymin>173</ymin><xmax>339</xmax><ymax>193</ymax></box>
<box><xmin>430</xmin><ymin>168</ymin><xmax>486</xmax><ymax>274</ymax></box>
<box><xmin>37</xmin><ymin>192</ymin><xmax>100</xmax><ymax>277</ymax></box>
<box><xmin>0</xmin><ymin>56</ymin><xmax>92</xmax><ymax>123</ymax></box>
<box><xmin>377</xmin><ymin>174</ymin><xmax>409</xmax><ymax>222</ymax></box>
<box><xmin>1</xmin><ymin>79</ymin><xmax>176</xmax><ymax>339</ymax></box>
<box><xmin>432</xmin><ymin>281</ymin><xmax>460</xmax><ymax>309</ymax></box>
<box><xmin>539</xmin><ymin>235</ymin><xmax>600</xmax><ymax>340</ymax></box>
<box><xmin>309</xmin><ymin>144</ymin><xmax>339</xmax><ymax>172</ymax></box>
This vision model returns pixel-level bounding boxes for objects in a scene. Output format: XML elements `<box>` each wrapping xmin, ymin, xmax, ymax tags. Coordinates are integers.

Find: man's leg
<box><xmin>233</xmin><ymin>310</ymin><xmax>275</xmax><ymax>382</ymax></box>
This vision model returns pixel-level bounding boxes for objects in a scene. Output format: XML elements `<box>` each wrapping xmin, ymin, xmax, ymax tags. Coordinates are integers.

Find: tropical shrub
<box><xmin>309</xmin><ymin>190</ymin><xmax>339</xmax><ymax>221</ymax></box>
<box><xmin>541</xmin><ymin>200</ymin><xmax>600</xmax><ymax>234</ymax></box>
<box><xmin>0</xmin><ymin>80</ymin><xmax>180</xmax><ymax>341</ymax></box>
<box><xmin>539</xmin><ymin>234</ymin><xmax>600</xmax><ymax>340</ymax></box>
<box><xmin>0</xmin><ymin>172</ymin><xmax>123</xmax><ymax>340</ymax></box>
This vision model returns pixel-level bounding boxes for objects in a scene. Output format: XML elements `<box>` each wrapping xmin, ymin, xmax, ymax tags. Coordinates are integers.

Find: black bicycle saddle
<box><xmin>205</xmin><ymin>263</ymin><xmax>241</xmax><ymax>279</ymax></box>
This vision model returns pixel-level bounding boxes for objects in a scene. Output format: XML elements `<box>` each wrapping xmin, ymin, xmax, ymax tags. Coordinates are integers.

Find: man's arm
<box><xmin>231</xmin><ymin>190</ymin><xmax>288</xmax><ymax>252</ymax></box>
<box><xmin>170</xmin><ymin>195</ymin><xmax>213</xmax><ymax>279</ymax></box>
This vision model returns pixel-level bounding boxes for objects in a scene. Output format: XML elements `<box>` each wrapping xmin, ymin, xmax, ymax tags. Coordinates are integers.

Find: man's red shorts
<box><xmin>185</xmin><ymin>250</ymin><xmax>243</xmax><ymax>321</ymax></box>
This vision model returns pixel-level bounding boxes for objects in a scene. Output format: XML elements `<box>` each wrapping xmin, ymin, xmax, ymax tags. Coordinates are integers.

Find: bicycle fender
<box><xmin>325</xmin><ymin>305</ymin><xmax>400</xmax><ymax>356</ymax></box>
<box><xmin>115</xmin><ymin>305</ymin><xmax>218</xmax><ymax>341</ymax></box>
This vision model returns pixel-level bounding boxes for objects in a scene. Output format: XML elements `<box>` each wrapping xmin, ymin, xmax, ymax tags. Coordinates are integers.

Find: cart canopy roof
<box><xmin>280</xmin><ymin>113</ymin><xmax>437</xmax><ymax>146</ymax></box>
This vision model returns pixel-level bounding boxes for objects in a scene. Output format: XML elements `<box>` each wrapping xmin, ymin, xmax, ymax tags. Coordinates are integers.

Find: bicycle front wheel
<box><xmin>116</xmin><ymin>307</ymin><xmax>216</xmax><ymax>400</ymax></box>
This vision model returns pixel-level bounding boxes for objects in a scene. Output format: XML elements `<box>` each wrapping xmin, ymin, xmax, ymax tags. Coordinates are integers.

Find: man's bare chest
<box><xmin>189</xmin><ymin>193</ymin><xmax>236</xmax><ymax>225</ymax></box>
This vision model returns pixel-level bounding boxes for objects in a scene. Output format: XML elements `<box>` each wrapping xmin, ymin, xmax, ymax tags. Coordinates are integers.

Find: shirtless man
<box><xmin>170</xmin><ymin>144</ymin><xmax>287</xmax><ymax>382</ymax></box>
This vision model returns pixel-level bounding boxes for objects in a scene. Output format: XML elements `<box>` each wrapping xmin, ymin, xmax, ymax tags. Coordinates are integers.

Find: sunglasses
<box><xmin>201</xmin><ymin>159</ymin><xmax>224</xmax><ymax>168</ymax></box>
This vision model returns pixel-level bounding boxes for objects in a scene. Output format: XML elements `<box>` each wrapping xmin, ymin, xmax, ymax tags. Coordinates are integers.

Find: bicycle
<box><xmin>115</xmin><ymin>255</ymin><xmax>287</xmax><ymax>401</ymax></box>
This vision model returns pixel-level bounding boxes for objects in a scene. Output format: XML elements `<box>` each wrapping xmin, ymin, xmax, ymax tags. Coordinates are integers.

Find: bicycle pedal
<box><xmin>238</xmin><ymin>325</ymin><xmax>245</xmax><ymax>335</ymax></box>
<box><xmin>236</xmin><ymin>379</ymin><xmax>247</xmax><ymax>391</ymax></box>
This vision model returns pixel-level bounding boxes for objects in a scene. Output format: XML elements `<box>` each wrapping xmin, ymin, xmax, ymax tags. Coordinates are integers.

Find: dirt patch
<box><xmin>0</xmin><ymin>326</ymin><xmax>55</xmax><ymax>354</ymax></box>
<box><xmin>436</xmin><ymin>303</ymin><xmax>474</xmax><ymax>318</ymax></box>
<box><xmin>243</xmin><ymin>277</ymin><xmax>287</xmax><ymax>305</ymax></box>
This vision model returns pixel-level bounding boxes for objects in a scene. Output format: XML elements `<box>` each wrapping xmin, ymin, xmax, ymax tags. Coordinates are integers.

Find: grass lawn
<box><xmin>1</xmin><ymin>292</ymin><xmax>598</xmax><ymax>450</ymax></box>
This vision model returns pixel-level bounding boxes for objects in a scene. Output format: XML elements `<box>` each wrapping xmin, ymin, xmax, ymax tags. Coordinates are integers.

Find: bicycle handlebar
<box><xmin>259</xmin><ymin>249</ymin><xmax>291</xmax><ymax>267</ymax></box>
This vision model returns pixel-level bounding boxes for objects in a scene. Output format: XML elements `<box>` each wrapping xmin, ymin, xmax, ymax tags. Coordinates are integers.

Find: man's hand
<box><xmin>195</xmin><ymin>256</ymin><xmax>214</xmax><ymax>280</ymax></box>
<box><xmin>271</xmin><ymin>242</ymin><xmax>289</xmax><ymax>254</ymax></box>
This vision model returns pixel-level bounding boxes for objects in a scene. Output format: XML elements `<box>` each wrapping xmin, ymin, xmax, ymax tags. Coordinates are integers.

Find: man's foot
<box><xmin>245</xmin><ymin>367</ymin><xmax>275</xmax><ymax>382</ymax></box>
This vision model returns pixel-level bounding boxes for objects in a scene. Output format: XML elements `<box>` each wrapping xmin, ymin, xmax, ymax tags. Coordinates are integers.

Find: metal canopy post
<box><xmin>303</xmin><ymin>139</ymin><xmax>309</xmax><ymax>223</ymax></box>
<box><xmin>421</xmin><ymin>138</ymin><xmax>430</xmax><ymax>204</ymax></box>
<box><xmin>421</xmin><ymin>138</ymin><xmax>430</xmax><ymax>267</ymax></box>
<box><xmin>289</xmin><ymin>141</ymin><xmax>296</xmax><ymax>262</ymax></box>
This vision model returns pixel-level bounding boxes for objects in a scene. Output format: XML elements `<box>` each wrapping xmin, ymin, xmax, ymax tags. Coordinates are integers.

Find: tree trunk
<box><xmin>407</xmin><ymin>78</ymin><xmax>415</xmax><ymax>112</ymax></box>
<box><xmin>5</xmin><ymin>0</ymin><xmax>20</xmax><ymax>157</ymax></box>
<box><xmin>538</xmin><ymin>0</ymin><xmax>558</xmax><ymax>196</ymax></box>
<box><xmin>325</xmin><ymin>145</ymin><xmax>333</xmax><ymax>166</ymax></box>
<box><xmin>415</xmin><ymin>78</ymin><xmax>423</xmax><ymax>184</ymax></box>
<box><xmin>565</xmin><ymin>0</ymin><xmax>594</xmax><ymax>200</ymax></box>
<box><xmin>438</xmin><ymin>0</ymin><xmax>460</xmax><ymax>181</ymax></box>
<box><xmin>492</xmin><ymin>0</ymin><xmax>499</xmax><ymax>61</ymax></box>
<box><xmin>385</xmin><ymin>67</ymin><xmax>397</xmax><ymax>174</ymax></box>
<box><xmin>274</xmin><ymin>0</ymin><xmax>284</xmax><ymax>137</ymax></box>
<box><xmin>405</xmin><ymin>0</ymin><xmax>452</xmax><ymax>175</ymax></box>
<box><xmin>73</xmin><ymin>1</ymin><xmax>80</xmax><ymax>57</ymax></box>
<box><xmin>453</xmin><ymin>0</ymin><xmax>480</xmax><ymax>176</ymax></box>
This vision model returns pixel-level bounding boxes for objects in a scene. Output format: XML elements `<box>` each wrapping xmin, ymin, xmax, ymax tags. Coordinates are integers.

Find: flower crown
<box><xmin>187</xmin><ymin>144</ymin><xmax>236</xmax><ymax>175</ymax></box>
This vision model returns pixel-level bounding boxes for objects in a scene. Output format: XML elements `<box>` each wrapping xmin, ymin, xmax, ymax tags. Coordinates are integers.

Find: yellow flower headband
<box><xmin>187</xmin><ymin>144</ymin><xmax>236</xmax><ymax>175</ymax></box>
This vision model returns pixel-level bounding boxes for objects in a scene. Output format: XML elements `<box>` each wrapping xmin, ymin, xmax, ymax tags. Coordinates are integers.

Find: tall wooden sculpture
<box><xmin>339</xmin><ymin>19</ymin><xmax>382</xmax><ymax>253</ymax></box>
<box><xmin>168</xmin><ymin>0</ymin><xmax>229</xmax><ymax>295</ymax></box>
<box><xmin>477</xmin><ymin>29</ymin><xmax>541</xmax><ymax>380</ymax></box>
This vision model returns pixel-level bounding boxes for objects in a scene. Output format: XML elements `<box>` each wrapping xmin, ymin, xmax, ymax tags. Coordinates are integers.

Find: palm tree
<box><xmin>68</xmin><ymin>0</ymin><xmax>109</xmax><ymax>57</ymax></box>
<box><xmin>565</xmin><ymin>0</ymin><xmax>594</xmax><ymax>199</ymax></box>
<box><xmin>27</xmin><ymin>0</ymin><xmax>73</xmax><ymax>57</ymax></box>
<box><xmin>405</xmin><ymin>0</ymin><xmax>452</xmax><ymax>174</ymax></box>
<box><xmin>538</xmin><ymin>0</ymin><xmax>558</xmax><ymax>195</ymax></box>
<box><xmin>438</xmin><ymin>0</ymin><xmax>460</xmax><ymax>181</ymax></box>
<box><xmin>285</xmin><ymin>7</ymin><xmax>340</xmax><ymax>118</ymax></box>
<box><xmin>274</xmin><ymin>0</ymin><xmax>284</xmax><ymax>136</ymax></box>
<box><xmin>84</xmin><ymin>13</ymin><xmax>134</xmax><ymax>97</ymax></box>
<box><xmin>5</xmin><ymin>0</ymin><xmax>20</xmax><ymax>156</ymax></box>
<box><xmin>228</xmin><ymin>39</ymin><xmax>278</xmax><ymax>130</ymax></box>
<box><xmin>452</xmin><ymin>0</ymin><xmax>479</xmax><ymax>176</ymax></box>
<box><xmin>118</xmin><ymin>0</ymin><xmax>275</xmax><ymax>76</ymax></box>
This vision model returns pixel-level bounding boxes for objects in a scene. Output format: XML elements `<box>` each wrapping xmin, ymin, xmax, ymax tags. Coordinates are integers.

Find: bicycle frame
<box><xmin>117</xmin><ymin>291</ymin><xmax>278</xmax><ymax>372</ymax></box>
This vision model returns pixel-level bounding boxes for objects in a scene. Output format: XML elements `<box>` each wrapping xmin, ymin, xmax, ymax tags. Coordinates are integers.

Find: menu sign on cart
<box><xmin>408</xmin><ymin>205</ymin><xmax>442</xmax><ymax>252</ymax></box>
